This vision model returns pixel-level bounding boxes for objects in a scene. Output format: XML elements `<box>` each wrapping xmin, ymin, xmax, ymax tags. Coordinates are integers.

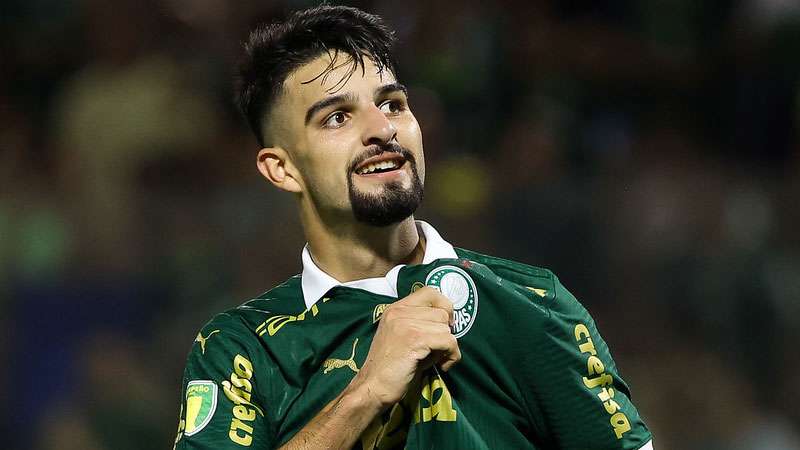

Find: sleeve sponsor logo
<box><xmin>223</xmin><ymin>354</ymin><xmax>263</xmax><ymax>446</ymax></box>
<box><xmin>425</xmin><ymin>266</ymin><xmax>478</xmax><ymax>338</ymax></box>
<box><xmin>574</xmin><ymin>324</ymin><xmax>631</xmax><ymax>439</ymax></box>
<box><xmin>184</xmin><ymin>380</ymin><xmax>218</xmax><ymax>436</ymax></box>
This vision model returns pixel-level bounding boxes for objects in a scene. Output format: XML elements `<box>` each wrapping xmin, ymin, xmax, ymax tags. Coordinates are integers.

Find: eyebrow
<box><xmin>304</xmin><ymin>83</ymin><xmax>409</xmax><ymax>125</ymax></box>
<box><xmin>375</xmin><ymin>82</ymin><xmax>408</xmax><ymax>99</ymax></box>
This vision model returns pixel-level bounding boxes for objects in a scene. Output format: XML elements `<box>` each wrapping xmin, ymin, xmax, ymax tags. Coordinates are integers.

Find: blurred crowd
<box><xmin>3</xmin><ymin>0</ymin><xmax>800</xmax><ymax>449</ymax></box>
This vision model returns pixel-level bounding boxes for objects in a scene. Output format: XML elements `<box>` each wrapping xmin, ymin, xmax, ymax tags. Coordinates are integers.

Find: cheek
<box><xmin>298</xmin><ymin>135</ymin><xmax>353</xmax><ymax>195</ymax></box>
<box><xmin>397</xmin><ymin>117</ymin><xmax>424</xmax><ymax>171</ymax></box>
<box><xmin>399</xmin><ymin>114</ymin><xmax>423</xmax><ymax>141</ymax></box>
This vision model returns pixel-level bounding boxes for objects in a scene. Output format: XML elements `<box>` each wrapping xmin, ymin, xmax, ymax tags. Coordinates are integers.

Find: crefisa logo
<box><xmin>425</xmin><ymin>265</ymin><xmax>478</xmax><ymax>338</ymax></box>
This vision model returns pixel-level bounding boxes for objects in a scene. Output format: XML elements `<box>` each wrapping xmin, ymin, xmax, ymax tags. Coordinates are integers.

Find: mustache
<box><xmin>348</xmin><ymin>143</ymin><xmax>416</xmax><ymax>174</ymax></box>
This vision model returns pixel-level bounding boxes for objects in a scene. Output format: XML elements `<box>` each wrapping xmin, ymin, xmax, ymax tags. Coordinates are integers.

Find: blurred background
<box><xmin>2</xmin><ymin>0</ymin><xmax>800</xmax><ymax>449</ymax></box>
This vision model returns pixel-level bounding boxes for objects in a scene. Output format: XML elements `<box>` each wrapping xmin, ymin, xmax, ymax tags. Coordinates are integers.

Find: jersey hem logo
<box><xmin>425</xmin><ymin>265</ymin><xmax>478</xmax><ymax>338</ymax></box>
<box><xmin>185</xmin><ymin>380</ymin><xmax>218</xmax><ymax>436</ymax></box>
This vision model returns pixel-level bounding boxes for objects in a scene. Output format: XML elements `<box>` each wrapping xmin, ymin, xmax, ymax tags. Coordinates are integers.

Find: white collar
<box><xmin>300</xmin><ymin>220</ymin><xmax>457</xmax><ymax>309</ymax></box>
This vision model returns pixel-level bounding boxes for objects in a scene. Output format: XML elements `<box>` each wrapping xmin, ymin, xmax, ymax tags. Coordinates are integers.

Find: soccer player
<box><xmin>174</xmin><ymin>5</ymin><xmax>654</xmax><ymax>450</ymax></box>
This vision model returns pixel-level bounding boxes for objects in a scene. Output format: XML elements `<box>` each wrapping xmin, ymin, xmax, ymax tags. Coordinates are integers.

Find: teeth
<box><xmin>358</xmin><ymin>159</ymin><xmax>400</xmax><ymax>175</ymax></box>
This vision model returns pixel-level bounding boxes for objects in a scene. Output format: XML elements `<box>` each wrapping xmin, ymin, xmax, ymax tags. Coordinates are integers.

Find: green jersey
<box><xmin>174</xmin><ymin>248</ymin><xmax>652</xmax><ymax>449</ymax></box>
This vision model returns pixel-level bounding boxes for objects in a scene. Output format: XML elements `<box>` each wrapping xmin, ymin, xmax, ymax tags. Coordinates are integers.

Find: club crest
<box><xmin>425</xmin><ymin>265</ymin><xmax>478</xmax><ymax>338</ymax></box>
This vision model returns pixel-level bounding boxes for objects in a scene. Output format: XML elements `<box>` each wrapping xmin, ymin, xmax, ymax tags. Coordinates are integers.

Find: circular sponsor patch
<box><xmin>426</xmin><ymin>265</ymin><xmax>478</xmax><ymax>338</ymax></box>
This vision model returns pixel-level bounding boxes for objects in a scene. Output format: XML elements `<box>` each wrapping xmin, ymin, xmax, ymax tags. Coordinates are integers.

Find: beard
<box><xmin>347</xmin><ymin>144</ymin><xmax>424</xmax><ymax>227</ymax></box>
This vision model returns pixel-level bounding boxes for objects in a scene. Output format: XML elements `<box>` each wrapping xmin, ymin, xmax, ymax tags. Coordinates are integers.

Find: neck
<box><xmin>301</xmin><ymin>210</ymin><xmax>425</xmax><ymax>283</ymax></box>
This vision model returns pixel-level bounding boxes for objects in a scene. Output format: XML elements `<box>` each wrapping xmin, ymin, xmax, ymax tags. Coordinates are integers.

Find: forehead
<box><xmin>282</xmin><ymin>53</ymin><xmax>397</xmax><ymax>109</ymax></box>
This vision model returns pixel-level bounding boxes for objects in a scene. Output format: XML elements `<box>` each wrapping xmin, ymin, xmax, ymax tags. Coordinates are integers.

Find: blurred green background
<box><xmin>2</xmin><ymin>0</ymin><xmax>800</xmax><ymax>449</ymax></box>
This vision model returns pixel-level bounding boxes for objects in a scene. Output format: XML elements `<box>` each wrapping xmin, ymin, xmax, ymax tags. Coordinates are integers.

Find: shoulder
<box><xmin>180</xmin><ymin>274</ymin><xmax>310</xmax><ymax>409</ymax></box>
<box><xmin>187</xmin><ymin>274</ymin><xmax>306</xmax><ymax>356</ymax></box>
<box><xmin>453</xmin><ymin>247</ymin><xmax>574</xmax><ymax>308</ymax></box>
<box><xmin>452</xmin><ymin>251</ymin><xmax>653</xmax><ymax>447</ymax></box>
<box><xmin>176</xmin><ymin>279</ymin><xmax>306</xmax><ymax>450</ymax></box>
<box><xmin>455</xmin><ymin>247</ymin><xmax>554</xmax><ymax>281</ymax></box>
<box><xmin>220</xmin><ymin>274</ymin><xmax>304</xmax><ymax>324</ymax></box>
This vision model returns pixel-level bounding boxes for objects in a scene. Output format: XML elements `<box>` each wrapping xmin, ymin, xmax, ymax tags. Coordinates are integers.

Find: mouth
<box><xmin>353</xmin><ymin>152</ymin><xmax>407</xmax><ymax>177</ymax></box>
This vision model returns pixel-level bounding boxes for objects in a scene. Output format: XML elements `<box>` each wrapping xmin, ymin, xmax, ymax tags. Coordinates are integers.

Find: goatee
<box><xmin>347</xmin><ymin>144</ymin><xmax>424</xmax><ymax>227</ymax></box>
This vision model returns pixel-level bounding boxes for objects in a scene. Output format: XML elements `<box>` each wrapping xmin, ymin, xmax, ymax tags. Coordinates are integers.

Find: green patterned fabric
<box><xmin>174</xmin><ymin>249</ymin><xmax>652</xmax><ymax>449</ymax></box>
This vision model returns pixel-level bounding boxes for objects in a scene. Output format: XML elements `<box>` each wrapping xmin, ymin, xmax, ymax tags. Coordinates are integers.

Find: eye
<box><xmin>379</xmin><ymin>100</ymin><xmax>404</xmax><ymax>115</ymax></box>
<box><xmin>323</xmin><ymin>111</ymin><xmax>349</xmax><ymax>128</ymax></box>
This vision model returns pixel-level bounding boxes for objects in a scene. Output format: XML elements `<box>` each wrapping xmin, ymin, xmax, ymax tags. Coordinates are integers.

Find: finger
<box><xmin>420</xmin><ymin>330</ymin><xmax>460</xmax><ymax>357</ymax></box>
<box><xmin>392</xmin><ymin>318</ymin><xmax>452</xmax><ymax>337</ymax></box>
<box><xmin>381</xmin><ymin>304</ymin><xmax>450</xmax><ymax>325</ymax></box>
<box><xmin>402</xmin><ymin>287</ymin><xmax>454</xmax><ymax>323</ymax></box>
<box><xmin>425</xmin><ymin>333</ymin><xmax>461</xmax><ymax>371</ymax></box>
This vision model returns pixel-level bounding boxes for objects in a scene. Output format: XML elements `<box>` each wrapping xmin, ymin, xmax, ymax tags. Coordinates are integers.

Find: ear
<box><xmin>256</xmin><ymin>147</ymin><xmax>303</xmax><ymax>193</ymax></box>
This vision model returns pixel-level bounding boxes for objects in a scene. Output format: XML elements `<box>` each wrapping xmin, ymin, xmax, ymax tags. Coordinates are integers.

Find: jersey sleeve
<box><xmin>516</xmin><ymin>273</ymin><xmax>652</xmax><ymax>450</ymax></box>
<box><xmin>173</xmin><ymin>313</ymin><xmax>280</xmax><ymax>450</ymax></box>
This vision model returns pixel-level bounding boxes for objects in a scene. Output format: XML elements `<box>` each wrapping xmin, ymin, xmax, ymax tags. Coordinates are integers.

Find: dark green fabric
<box><xmin>174</xmin><ymin>249</ymin><xmax>652</xmax><ymax>449</ymax></box>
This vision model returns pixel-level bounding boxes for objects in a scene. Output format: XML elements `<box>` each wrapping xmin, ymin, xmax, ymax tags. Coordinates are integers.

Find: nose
<box><xmin>361</xmin><ymin>103</ymin><xmax>397</xmax><ymax>146</ymax></box>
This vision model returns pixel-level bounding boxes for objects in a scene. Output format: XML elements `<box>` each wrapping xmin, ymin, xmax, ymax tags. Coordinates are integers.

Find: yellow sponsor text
<box><xmin>361</xmin><ymin>372</ymin><xmax>457</xmax><ymax>449</ymax></box>
<box><xmin>574</xmin><ymin>323</ymin><xmax>631</xmax><ymax>439</ymax></box>
<box><xmin>223</xmin><ymin>354</ymin><xmax>263</xmax><ymax>446</ymax></box>
<box><xmin>372</xmin><ymin>304</ymin><xmax>389</xmax><ymax>323</ymax></box>
<box><xmin>413</xmin><ymin>373</ymin><xmax>457</xmax><ymax>424</ymax></box>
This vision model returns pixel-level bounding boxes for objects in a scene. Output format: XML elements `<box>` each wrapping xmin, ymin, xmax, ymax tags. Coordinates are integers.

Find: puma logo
<box><xmin>195</xmin><ymin>330</ymin><xmax>220</xmax><ymax>354</ymax></box>
<box><xmin>323</xmin><ymin>338</ymin><xmax>360</xmax><ymax>374</ymax></box>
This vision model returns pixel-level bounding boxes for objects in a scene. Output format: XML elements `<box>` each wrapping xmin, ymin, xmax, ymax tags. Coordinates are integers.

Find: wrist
<box><xmin>340</xmin><ymin>376</ymin><xmax>388</xmax><ymax>417</ymax></box>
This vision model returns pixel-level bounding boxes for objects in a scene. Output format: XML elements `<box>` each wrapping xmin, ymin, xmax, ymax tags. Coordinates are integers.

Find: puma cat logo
<box><xmin>323</xmin><ymin>338</ymin><xmax>360</xmax><ymax>374</ymax></box>
<box><xmin>195</xmin><ymin>330</ymin><xmax>220</xmax><ymax>354</ymax></box>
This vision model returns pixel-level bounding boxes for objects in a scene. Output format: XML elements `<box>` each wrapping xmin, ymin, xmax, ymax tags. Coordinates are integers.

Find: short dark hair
<box><xmin>236</xmin><ymin>5</ymin><xmax>397</xmax><ymax>147</ymax></box>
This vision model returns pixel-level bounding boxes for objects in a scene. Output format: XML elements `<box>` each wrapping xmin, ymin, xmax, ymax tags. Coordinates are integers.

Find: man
<box><xmin>174</xmin><ymin>5</ymin><xmax>654</xmax><ymax>450</ymax></box>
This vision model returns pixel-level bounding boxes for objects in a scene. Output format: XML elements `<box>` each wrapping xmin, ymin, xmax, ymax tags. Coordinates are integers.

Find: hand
<box><xmin>346</xmin><ymin>286</ymin><xmax>462</xmax><ymax>409</ymax></box>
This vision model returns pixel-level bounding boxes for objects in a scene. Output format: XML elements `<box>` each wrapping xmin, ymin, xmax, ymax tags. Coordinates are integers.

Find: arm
<box><xmin>516</xmin><ymin>274</ymin><xmax>653</xmax><ymax>449</ymax></box>
<box><xmin>278</xmin><ymin>287</ymin><xmax>460</xmax><ymax>449</ymax></box>
<box><xmin>276</xmin><ymin>378</ymin><xmax>381</xmax><ymax>449</ymax></box>
<box><xmin>175</xmin><ymin>317</ymin><xmax>276</xmax><ymax>449</ymax></box>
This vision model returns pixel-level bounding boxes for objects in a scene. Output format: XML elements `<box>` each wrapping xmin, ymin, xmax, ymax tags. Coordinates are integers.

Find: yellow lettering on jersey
<box><xmin>611</xmin><ymin>412</ymin><xmax>632</xmax><ymax>438</ymax></box>
<box><xmin>587</xmin><ymin>355</ymin><xmax>604</xmax><ymax>375</ymax></box>
<box><xmin>412</xmin><ymin>373</ymin><xmax>457</xmax><ymax>424</ymax></box>
<box><xmin>233</xmin><ymin>354</ymin><xmax>254</xmax><ymax>378</ymax></box>
<box><xmin>574</xmin><ymin>323</ymin><xmax>631</xmax><ymax>439</ymax></box>
<box><xmin>224</xmin><ymin>354</ymin><xmax>262</xmax><ymax>446</ymax></box>
<box><xmin>231</xmin><ymin>373</ymin><xmax>253</xmax><ymax>392</ymax></box>
<box><xmin>233</xmin><ymin>405</ymin><xmax>256</xmax><ymax>421</ymax></box>
<box><xmin>256</xmin><ymin>304</ymin><xmax>320</xmax><ymax>336</ymax></box>
<box><xmin>361</xmin><ymin>373</ymin><xmax>457</xmax><ymax>447</ymax></box>
<box><xmin>372</xmin><ymin>304</ymin><xmax>389</xmax><ymax>323</ymax></box>
<box><xmin>229</xmin><ymin>419</ymin><xmax>253</xmax><ymax>446</ymax></box>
